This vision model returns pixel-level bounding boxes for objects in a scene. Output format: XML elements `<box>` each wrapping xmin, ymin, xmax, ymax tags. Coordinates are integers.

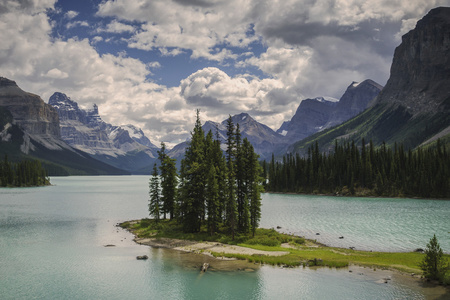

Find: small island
<box><xmin>130</xmin><ymin>112</ymin><xmax>449</xmax><ymax>285</ymax></box>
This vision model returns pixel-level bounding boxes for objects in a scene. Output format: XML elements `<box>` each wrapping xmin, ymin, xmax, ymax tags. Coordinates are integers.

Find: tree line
<box><xmin>149</xmin><ymin>111</ymin><xmax>263</xmax><ymax>236</ymax></box>
<box><xmin>0</xmin><ymin>155</ymin><xmax>50</xmax><ymax>187</ymax></box>
<box><xmin>266</xmin><ymin>139</ymin><xmax>449</xmax><ymax>199</ymax></box>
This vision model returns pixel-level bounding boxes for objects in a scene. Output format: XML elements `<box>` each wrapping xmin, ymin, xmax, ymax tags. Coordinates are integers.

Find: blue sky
<box><xmin>1</xmin><ymin>0</ymin><xmax>448</xmax><ymax>146</ymax></box>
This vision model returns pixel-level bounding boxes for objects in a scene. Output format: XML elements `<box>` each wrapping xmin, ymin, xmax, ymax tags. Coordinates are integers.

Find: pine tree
<box><xmin>149</xmin><ymin>164</ymin><xmax>161</xmax><ymax>222</ymax></box>
<box><xmin>420</xmin><ymin>234</ymin><xmax>448</xmax><ymax>282</ymax></box>
<box><xmin>225</xmin><ymin>116</ymin><xmax>237</xmax><ymax>239</ymax></box>
<box><xmin>158</xmin><ymin>142</ymin><xmax>178</xmax><ymax>219</ymax></box>
<box><xmin>179</xmin><ymin>110</ymin><xmax>206</xmax><ymax>232</ymax></box>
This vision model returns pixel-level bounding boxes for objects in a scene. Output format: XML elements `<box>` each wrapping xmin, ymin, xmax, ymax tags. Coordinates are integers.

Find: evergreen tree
<box><xmin>158</xmin><ymin>142</ymin><xmax>178</xmax><ymax>219</ymax></box>
<box><xmin>225</xmin><ymin>116</ymin><xmax>237</xmax><ymax>239</ymax></box>
<box><xmin>179</xmin><ymin>110</ymin><xmax>206</xmax><ymax>232</ymax></box>
<box><xmin>149</xmin><ymin>164</ymin><xmax>161</xmax><ymax>222</ymax></box>
<box><xmin>420</xmin><ymin>234</ymin><xmax>448</xmax><ymax>282</ymax></box>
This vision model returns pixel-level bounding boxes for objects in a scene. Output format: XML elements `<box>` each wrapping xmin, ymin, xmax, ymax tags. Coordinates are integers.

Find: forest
<box><xmin>0</xmin><ymin>155</ymin><xmax>50</xmax><ymax>187</ymax></box>
<box><xmin>149</xmin><ymin>111</ymin><xmax>264</xmax><ymax>236</ymax></box>
<box><xmin>265</xmin><ymin>139</ymin><xmax>449</xmax><ymax>199</ymax></box>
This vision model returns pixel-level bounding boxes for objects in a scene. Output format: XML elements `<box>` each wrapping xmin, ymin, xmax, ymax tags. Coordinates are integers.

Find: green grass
<box><xmin>121</xmin><ymin>218</ymin><xmax>450</xmax><ymax>277</ymax></box>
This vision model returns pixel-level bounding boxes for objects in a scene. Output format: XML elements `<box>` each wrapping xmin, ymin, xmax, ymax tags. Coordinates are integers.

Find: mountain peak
<box><xmin>373</xmin><ymin>6</ymin><xmax>450</xmax><ymax>115</ymax></box>
<box><xmin>0</xmin><ymin>77</ymin><xmax>18</xmax><ymax>88</ymax></box>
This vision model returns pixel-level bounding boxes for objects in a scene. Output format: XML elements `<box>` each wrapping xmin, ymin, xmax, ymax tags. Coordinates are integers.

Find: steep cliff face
<box><xmin>373</xmin><ymin>7</ymin><xmax>450</xmax><ymax>115</ymax></box>
<box><xmin>0</xmin><ymin>77</ymin><xmax>127</xmax><ymax>175</ymax></box>
<box><xmin>0</xmin><ymin>77</ymin><xmax>60</xmax><ymax>138</ymax></box>
<box><xmin>49</xmin><ymin>92</ymin><xmax>158</xmax><ymax>173</ymax></box>
<box><xmin>289</xmin><ymin>7</ymin><xmax>450</xmax><ymax>154</ymax></box>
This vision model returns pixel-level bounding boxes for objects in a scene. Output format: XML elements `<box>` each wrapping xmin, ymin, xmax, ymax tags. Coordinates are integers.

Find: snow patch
<box><xmin>280</xmin><ymin>130</ymin><xmax>288</xmax><ymax>136</ymax></box>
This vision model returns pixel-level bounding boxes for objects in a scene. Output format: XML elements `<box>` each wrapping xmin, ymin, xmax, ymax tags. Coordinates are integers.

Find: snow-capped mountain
<box><xmin>49</xmin><ymin>92</ymin><xmax>158</xmax><ymax>173</ymax></box>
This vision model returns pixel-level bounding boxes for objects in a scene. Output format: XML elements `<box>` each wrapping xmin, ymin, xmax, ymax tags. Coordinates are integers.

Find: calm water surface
<box><xmin>0</xmin><ymin>176</ymin><xmax>448</xmax><ymax>299</ymax></box>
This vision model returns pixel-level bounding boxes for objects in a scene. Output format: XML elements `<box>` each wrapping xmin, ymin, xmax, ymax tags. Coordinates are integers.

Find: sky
<box><xmin>1</xmin><ymin>0</ymin><xmax>449</xmax><ymax>147</ymax></box>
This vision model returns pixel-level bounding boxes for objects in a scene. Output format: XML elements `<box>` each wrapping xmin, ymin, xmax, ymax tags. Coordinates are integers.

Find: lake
<box><xmin>1</xmin><ymin>176</ymin><xmax>448</xmax><ymax>299</ymax></box>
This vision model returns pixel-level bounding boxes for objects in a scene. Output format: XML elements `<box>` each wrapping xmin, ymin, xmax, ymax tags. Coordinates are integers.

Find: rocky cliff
<box><xmin>49</xmin><ymin>92</ymin><xmax>158</xmax><ymax>173</ymax></box>
<box><xmin>326</xmin><ymin>80</ymin><xmax>383</xmax><ymax>128</ymax></box>
<box><xmin>277</xmin><ymin>97</ymin><xmax>338</xmax><ymax>142</ymax></box>
<box><xmin>289</xmin><ymin>7</ymin><xmax>450</xmax><ymax>154</ymax></box>
<box><xmin>372</xmin><ymin>7</ymin><xmax>450</xmax><ymax>116</ymax></box>
<box><xmin>0</xmin><ymin>77</ymin><xmax>60</xmax><ymax>138</ymax></box>
<box><xmin>0</xmin><ymin>77</ymin><xmax>127</xmax><ymax>175</ymax></box>
<box><xmin>278</xmin><ymin>80</ymin><xmax>382</xmax><ymax>144</ymax></box>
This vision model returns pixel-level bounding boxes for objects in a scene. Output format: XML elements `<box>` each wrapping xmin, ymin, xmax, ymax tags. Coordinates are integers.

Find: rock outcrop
<box><xmin>278</xmin><ymin>80</ymin><xmax>382</xmax><ymax>144</ymax></box>
<box><xmin>0</xmin><ymin>77</ymin><xmax>127</xmax><ymax>175</ymax></box>
<box><xmin>0</xmin><ymin>77</ymin><xmax>60</xmax><ymax>138</ymax></box>
<box><xmin>277</xmin><ymin>97</ymin><xmax>339</xmax><ymax>142</ymax></box>
<box><xmin>49</xmin><ymin>92</ymin><xmax>158</xmax><ymax>173</ymax></box>
<box><xmin>289</xmin><ymin>7</ymin><xmax>450</xmax><ymax>154</ymax></box>
<box><xmin>372</xmin><ymin>7</ymin><xmax>450</xmax><ymax>116</ymax></box>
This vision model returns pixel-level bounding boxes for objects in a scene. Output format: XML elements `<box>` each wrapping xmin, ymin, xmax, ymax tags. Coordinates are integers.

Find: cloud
<box><xmin>1</xmin><ymin>0</ymin><xmax>448</xmax><ymax>147</ymax></box>
<box><xmin>66</xmin><ymin>20</ymin><xmax>89</xmax><ymax>29</ymax></box>
<box><xmin>103</xmin><ymin>20</ymin><xmax>135</xmax><ymax>33</ymax></box>
<box><xmin>64</xmin><ymin>10</ymin><xmax>78</xmax><ymax>19</ymax></box>
<box><xmin>44</xmin><ymin>68</ymin><xmax>68</xmax><ymax>79</ymax></box>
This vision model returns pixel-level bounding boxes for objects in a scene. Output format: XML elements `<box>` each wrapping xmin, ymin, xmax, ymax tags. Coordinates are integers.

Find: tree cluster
<box><xmin>0</xmin><ymin>155</ymin><xmax>50</xmax><ymax>187</ymax></box>
<box><xmin>149</xmin><ymin>111</ymin><xmax>263</xmax><ymax>236</ymax></box>
<box><xmin>266</xmin><ymin>139</ymin><xmax>449</xmax><ymax>198</ymax></box>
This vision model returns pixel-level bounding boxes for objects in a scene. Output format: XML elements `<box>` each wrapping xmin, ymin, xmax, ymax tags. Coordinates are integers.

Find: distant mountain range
<box><xmin>48</xmin><ymin>92</ymin><xmax>158</xmax><ymax>173</ymax></box>
<box><xmin>0</xmin><ymin>78</ymin><xmax>127</xmax><ymax>175</ymax></box>
<box><xmin>1</xmin><ymin>7</ymin><xmax>448</xmax><ymax>174</ymax></box>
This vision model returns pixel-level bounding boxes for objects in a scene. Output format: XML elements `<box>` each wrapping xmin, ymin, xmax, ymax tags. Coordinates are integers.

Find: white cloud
<box><xmin>66</xmin><ymin>20</ymin><xmax>89</xmax><ymax>29</ymax></box>
<box><xmin>104</xmin><ymin>20</ymin><xmax>135</xmax><ymax>33</ymax></box>
<box><xmin>1</xmin><ymin>0</ymin><xmax>448</xmax><ymax>146</ymax></box>
<box><xmin>65</xmin><ymin>10</ymin><xmax>78</xmax><ymax>19</ymax></box>
<box><xmin>44</xmin><ymin>68</ymin><xmax>68</xmax><ymax>79</ymax></box>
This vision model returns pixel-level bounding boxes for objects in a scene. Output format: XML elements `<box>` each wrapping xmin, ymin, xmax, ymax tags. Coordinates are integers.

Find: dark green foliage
<box><xmin>0</xmin><ymin>155</ymin><xmax>50</xmax><ymax>187</ymax></box>
<box><xmin>172</xmin><ymin>111</ymin><xmax>263</xmax><ymax>235</ymax></box>
<box><xmin>148</xmin><ymin>164</ymin><xmax>161</xmax><ymax>222</ymax></box>
<box><xmin>420</xmin><ymin>235</ymin><xmax>448</xmax><ymax>282</ymax></box>
<box><xmin>158</xmin><ymin>142</ymin><xmax>178</xmax><ymax>219</ymax></box>
<box><xmin>267</xmin><ymin>139</ymin><xmax>449</xmax><ymax>198</ymax></box>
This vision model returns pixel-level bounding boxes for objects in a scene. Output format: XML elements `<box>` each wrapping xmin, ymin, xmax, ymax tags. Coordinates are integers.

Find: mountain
<box><xmin>49</xmin><ymin>92</ymin><xmax>158</xmax><ymax>173</ymax></box>
<box><xmin>168</xmin><ymin>113</ymin><xmax>287</xmax><ymax>161</ymax></box>
<box><xmin>288</xmin><ymin>7</ymin><xmax>450</xmax><ymax>155</ymax></box>
<box><xmin>325</xmin><ymin>80</ymin><xmax>383</xmax><ymax>128</ymax></box>
<box><xmin>277</xmin><ymin>96</ymin><xmax>339</xmax><ymax>142</ymax></box>
<box><xmin>0</xmin><ymin>77</ymin><xmax>127</xmax><ymax>175</ymax></box>
<box><xmin>277</xmin><ymin>80</ymin><xmax>382</xmax><ymax>142</ymax></box>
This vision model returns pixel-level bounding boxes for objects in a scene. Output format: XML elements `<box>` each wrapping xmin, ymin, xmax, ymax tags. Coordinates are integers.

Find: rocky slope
<box><xmin>288</xmin><ymin>7</ymin><xmax>450</xmax><ymax>155</ymax></box>
<box><xmin>277</xmin><ymin>97</ymin><xmax>339</xmax><ymax>142</ymax></box>
<box><xmin>49</xmin><ymin>92</ymin><xmax>158</xmax><ymax>173</ymax></box>
<box><xmin>0</xmin><ymin>78</ymin><xmax>126</xmax><ymax>175</ymax></box>
<box><xmin>277</xmin><ymin>80</ymin><xmax>382</xmax><ymax>143</ymax></box>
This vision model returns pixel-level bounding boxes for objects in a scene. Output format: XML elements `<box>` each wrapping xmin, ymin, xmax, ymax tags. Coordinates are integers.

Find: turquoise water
<box><xmin>261</xmin><ymin>194</ymin><xmax>450</xmax><ymax>253</ymax></box>
<box><xmin>0</xmin><ymin>176</ymin><xmax>448</xmax><ymax>299</ymax></box>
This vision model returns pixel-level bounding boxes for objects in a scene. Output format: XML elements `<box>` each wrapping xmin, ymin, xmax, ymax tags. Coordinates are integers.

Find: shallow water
<box><xmin>260</xmin><ymin>193</ymin><xmax>450</xmax><ymax>253</ymax></box>
<box><xmin>0</xmin><ymin>176</ymin><xmax>448</xmax><ymax>299</ymax></box>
